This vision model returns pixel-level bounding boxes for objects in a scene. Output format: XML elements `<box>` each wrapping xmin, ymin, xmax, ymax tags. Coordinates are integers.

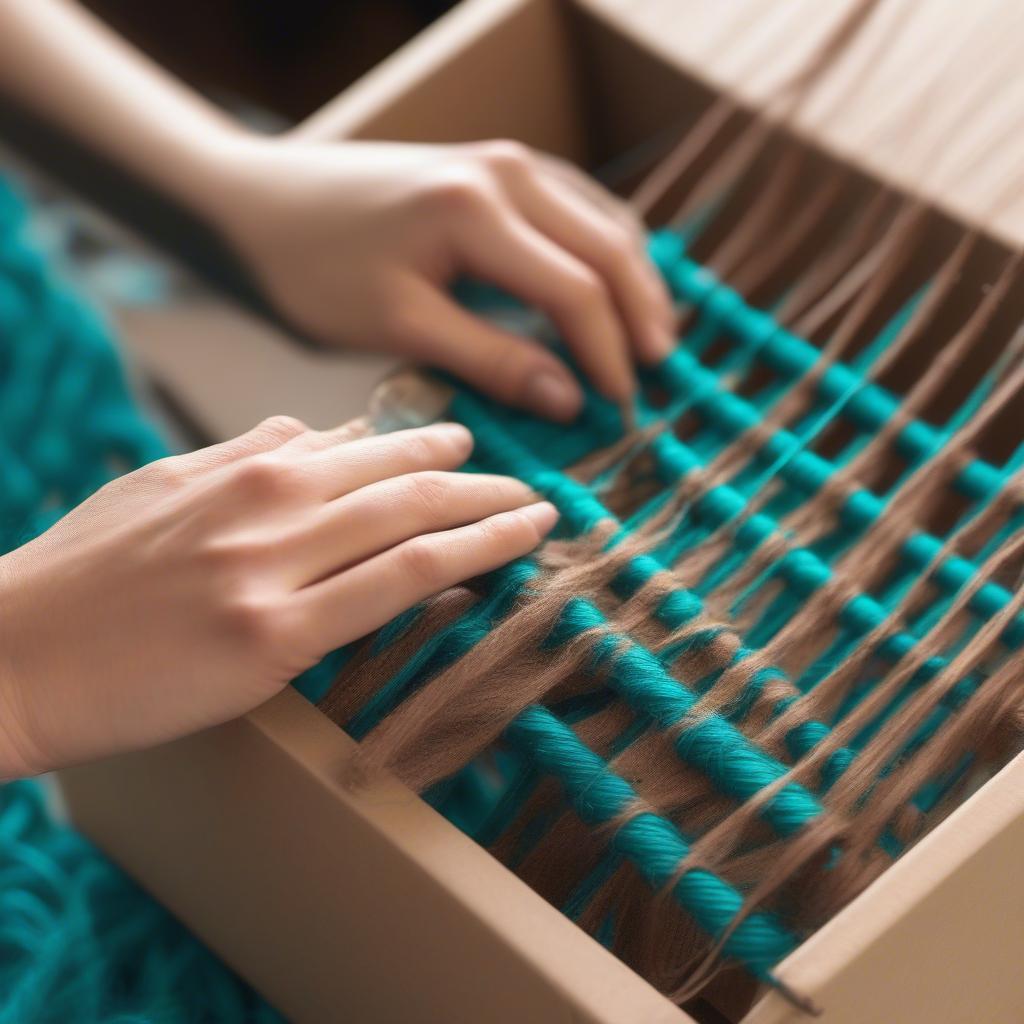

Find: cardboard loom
<box><xmin>60</xmin><ymin>2</ymin><xmax>1024</xmax><ymax>1021</ymax></box>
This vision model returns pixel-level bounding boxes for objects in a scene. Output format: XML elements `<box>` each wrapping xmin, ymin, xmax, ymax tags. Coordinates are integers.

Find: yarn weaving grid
<box><xmin>1</xmin><ymin>159</ymin><xmax>1022</xmax><ymax>1018</ymax></box>
<box><xmin>318</xmin><ymin>230</ymin><xmax>1024</xmax><ymax>1001</ymax></box>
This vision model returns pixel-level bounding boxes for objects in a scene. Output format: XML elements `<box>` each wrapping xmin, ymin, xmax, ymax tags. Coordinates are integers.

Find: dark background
<box><xmin>83</xmin><ymin>0</ymin><xmax>457</xmax><ymax>122</ymax></box>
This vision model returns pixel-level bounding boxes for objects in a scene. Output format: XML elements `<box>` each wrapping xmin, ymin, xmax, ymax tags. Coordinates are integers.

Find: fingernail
<box><xmin>519</xmin><ymin>500</ymin><xmax>559</xmax><ymax>536</ymax></box>
<box><xmin>643</xmin><ymin>323</ymin><xmax>675</xmax><ymax>364</ymax></box>
<box><xmin>432</xmin><ymin>422</ymin><xmax>473</xmax><ymax>451</ymax></box>
<box><xmin>523</xmin><ymin>370</ymin><xmax>583</xmax><ymax>422</ymax></box>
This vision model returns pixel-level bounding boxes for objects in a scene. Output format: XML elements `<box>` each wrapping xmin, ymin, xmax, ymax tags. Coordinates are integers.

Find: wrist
<box><xmin>0</xmin><ymin>550</ymin><xmax>48</xmax><ymax>780</ymax></box>
<box><xmin>186</xmin><ymin>129</ymin><xmax>287</xmax><ymax>241</ymax></box>
<box><xmin>164</xmin><ymin>120</ymin><xmax>264</xmax><ymax>230</ymax></box>
<box><xmin>191</xmin><ymin>133</ymin><xmax>368</xmax><ymax>245</ymax></box>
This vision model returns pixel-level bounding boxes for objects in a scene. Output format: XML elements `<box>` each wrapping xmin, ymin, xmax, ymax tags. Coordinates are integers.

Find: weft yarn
<box><xmin>319</xmin><ymin>229</ymin><xmax>1024</xmax><ymax>1005</ymax></box>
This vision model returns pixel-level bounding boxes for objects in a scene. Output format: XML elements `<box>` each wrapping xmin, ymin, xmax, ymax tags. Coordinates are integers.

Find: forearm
<box><xmin>0</xmin><ymin>0</ymin><xmax>246</xmax><ymax>222</ymax></box>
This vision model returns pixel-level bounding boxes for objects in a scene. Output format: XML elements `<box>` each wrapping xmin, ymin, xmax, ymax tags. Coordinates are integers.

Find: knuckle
<box><xmin>255</xmin><ymin>414</ymin><xmax>307</xmax><ymax>442</ymax></box>
<box><xmin>422</xmin><ymin>171</ymin><xmax>491</xmax><ymax>217</ymax></box>
<box><xmin>232</xmin><ymin>454</ymin><xmax>298</xmax><ymax>500</ymax></box>
<box><xmin>479</xmin><ymin>139</ymin><xmax>532</xmax><ymax>173</ymax></box>
<box><xmin>399</xmin><ymin>536</ymin><xmax>445</xmax><ymax>588</ymax></box>
<box><xmin>398</xmin><ymin>431</ymin><xmax>441</xmax><ymax>467</ymax></box>
<box><xmin>403</xmin><ymin>472</ymin><xmax>451</xmax><ymax>521</ymax></box>
<box><xmin>382</xmin><ymin>428</ymin><xmax>438</xmax><ymax>468</ymax></box>
<box><xmin>605</xmin><ymin>227</ymin><xmax>639</xmax><ymax>269</ymax></box>
<box><xmin>143</xmin><ymin>455</ymin><xmax>190</xmax><ymax>489</ymax></box>
<box><xmin>469</xmin><ymin>474</ymin><xmax>509</xmax><ymax>507</ymax></box>
<box><xmin>221</xmin><ymin>591</ymin><xmax>285</xmax><ymax>650</ymax></box>
<box><xmin>564</xmin><ymin>267</ymin><xmax>606</xmax><ymax>311</ymax></box>
<box><xmin>482</xmin><ymin>511</ymin><xmax>528</xmax><ymax>548</ymax></box>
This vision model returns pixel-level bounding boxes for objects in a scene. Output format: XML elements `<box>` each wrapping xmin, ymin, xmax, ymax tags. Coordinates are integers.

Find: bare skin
<box><xmin>0</xmin><ymin>0</ymin><xmax>674</xmax><ymax>420</ymax></box>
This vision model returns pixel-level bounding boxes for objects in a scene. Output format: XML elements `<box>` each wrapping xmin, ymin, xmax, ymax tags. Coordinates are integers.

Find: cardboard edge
<box><xmin>250</xmin><ymin>690</ymin><xmax>691</xmax><ymax>1021</ymax></box>
<box><xmin>60</xmin><ymin>2</ymin><xmax>1024</xmax><ymax>1020</ymax></box>
<box><xmin>61</xmin><ymin>688</ymin><xmax>690</xmax><ymax>1024</ymax></box>
<box><xmin>295</xmin><ymin>0</ymin><xmax>531</xmax><ymax>141</ymax></box>
<box><xmin>571</xmin><ymin>0</ymin><xmax>1024</xmax><ymax>250</ymax></box>
<box><xmin>747</xmin><ymin>751</ymin><xmax>1024</xmax><ymax>1023</ymax></box>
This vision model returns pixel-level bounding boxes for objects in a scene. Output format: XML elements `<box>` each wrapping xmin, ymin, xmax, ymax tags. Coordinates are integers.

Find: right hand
<box><xmin>211</xmin><ymin>138</ymin><xmax>675</xmax><ymax>421</ymax></box>
<box><xmin>0</xmin><ymin>416</ymin><xmax>556</xmax><ymax>779</ymax></box>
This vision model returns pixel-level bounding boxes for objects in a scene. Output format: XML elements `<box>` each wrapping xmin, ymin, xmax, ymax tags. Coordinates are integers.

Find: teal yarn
<box><xmin>321</xmin><ymin>225</ymin><xmax>1024</xmax><ymax>995</ymax></box>
<box><xmin>504</xmin><ymin>706</ymin><xmax>797</xmax><ymax>975</ymax></box>
<box><xmin>546</xmin><ymin>597</ymin><xmax>826</xmax><ymax>839</ymax></box>
<box><xmin>0</xmin><ymin>178</ymin><xmax>278</xmax><ymax>1024</ymax></box>
<box><xmin>0</xmin><ymin>782</ymin><xmax>279</xmax><ymax>1024</ymax></box>
<box><xmin>447</xmin><ymin>394</ymin><xmax>880</xmax><ymax>807</ymax></box>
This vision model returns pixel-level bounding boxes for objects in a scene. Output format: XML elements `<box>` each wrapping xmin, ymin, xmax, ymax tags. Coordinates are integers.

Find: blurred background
<box><xmin>83</xmin><ymin>0</ymin><xmax>458</xmax><ymax>124</ymax></box>
<box><xmin>4</xmin><ymin>1</ymin><xmax>470</xmax><ymax>446</ymax></box>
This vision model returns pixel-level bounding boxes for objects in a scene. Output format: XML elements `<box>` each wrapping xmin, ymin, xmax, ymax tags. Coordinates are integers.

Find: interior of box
<box><xmin>297</xmin><ymin>2</ymin><xmax>1024</xmax><ymax>1019</ymax></box>
<box><xmin>325</xmin><ymin>0</ymin><xmax>1021</xmax><ymax>448</ymax></box>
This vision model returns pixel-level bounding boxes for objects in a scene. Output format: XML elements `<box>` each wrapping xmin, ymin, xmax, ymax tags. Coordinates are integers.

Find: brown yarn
<box><xmin>311</xmin><ymin>4</ymin><xmax>1024</xmax><ymax>1010</ymax></box>
<box><xmin>318</xmin><ymin>387</ymin><xmax>1024</xmax><ymax>998</ymax></box>
<box><xmin>318</xmin><ymin>358</ymin><xmax>1024</xmax><ymax>1012</ymax></box>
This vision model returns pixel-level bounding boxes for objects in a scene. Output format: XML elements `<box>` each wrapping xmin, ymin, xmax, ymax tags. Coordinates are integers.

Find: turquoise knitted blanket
<box><xmin>0</xmin><ymin>178</ymin><xmax>277</xmax><ymax>1023</ymax></box>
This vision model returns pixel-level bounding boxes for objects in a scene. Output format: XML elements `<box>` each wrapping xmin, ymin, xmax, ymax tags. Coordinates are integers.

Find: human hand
<box><xmin>207</xmin><ymin>138</ymin><xmax>675</xmax><ymax>422</ymax></box>
<box><xmin>0</xmin><ymin>417</ymin><xmax>556</xmax><ymax>778</ymax></box>
<box><xmin>0</xmin><ymin>2</ymin><xmax>671</xmax><ymax>418</ymax></box>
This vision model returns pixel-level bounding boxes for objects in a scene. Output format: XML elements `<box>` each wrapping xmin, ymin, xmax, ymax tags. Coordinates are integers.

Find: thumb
<box><xmin>395</xmin><ymin>278</ymin><xmax>583</xmax><ymax>422</ymax></box>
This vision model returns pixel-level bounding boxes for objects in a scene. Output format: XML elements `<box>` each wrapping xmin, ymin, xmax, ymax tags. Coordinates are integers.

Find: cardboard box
<box><xmin>61</xmin><ymin>2</ymin><xmax>1024</xmax><ymax>1021</ymax></box>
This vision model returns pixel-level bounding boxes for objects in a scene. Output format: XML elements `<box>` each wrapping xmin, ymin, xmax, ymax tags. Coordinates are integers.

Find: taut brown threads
<box><xmin>319</xmin><ymin>585</ymin><xmax>479</xmax><ymax>729</ymax></box>
<box><xmin>314</xmin><ymin>5</ymin><xmax>1024</xmax><ymax>1005</ymax></box>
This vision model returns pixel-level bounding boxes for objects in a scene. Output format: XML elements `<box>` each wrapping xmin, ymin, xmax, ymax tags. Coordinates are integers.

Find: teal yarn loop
<box><xmin>3</xmin><ymin>157</ymin><xmax>1017</xmax><ymax>1016</ymax></box>
<box><xmin>550</xmin><ymin>597</ymin><xmax>825</xmax><ymax>838</ymax></box>
<box><xmin>324</xmin><ymin>223</ymin><xmax>1024</xmax><ymax>995</ymax></box>
<box><xmin>449</xmin><ymin>390</ymin><xmax>898</xmax><ymax>815</ymax></box>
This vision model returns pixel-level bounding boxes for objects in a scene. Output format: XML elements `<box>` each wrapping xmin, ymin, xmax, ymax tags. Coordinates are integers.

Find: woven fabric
<box><xmin>1</xmin><ymin>162</ymin><xmax>1021</xmax><ymax>1013</ymax></box>
<box><xmin>0</xmin><ymin>178</ymin><xmax>276</xmax><ymax>1024</ymax></box>
<box><xmin>319</xmin><ymin>230</ymin><xmax>1024</xmax><ymax>997</ymax></box>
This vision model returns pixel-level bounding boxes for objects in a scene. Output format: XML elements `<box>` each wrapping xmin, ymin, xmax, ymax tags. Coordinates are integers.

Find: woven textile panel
<box><xmin>1</xmin><ymin>164</ymin><xmax>1021</xmax><ymax>1014</ymax></box>
<box><xmin>316</xmin><ymin>230</ymin><xmax>1024</xmax><ymax>1002</ymax></box>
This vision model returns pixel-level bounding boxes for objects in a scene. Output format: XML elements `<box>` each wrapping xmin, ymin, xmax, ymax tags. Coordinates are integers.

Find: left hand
<box><xmin>205</xmin><ymin>137</ymin><xmax>675</xmax><ymax>422</ymax></box>
<box><xmin>0</xmin><ymin>417</ymin><xmax>556</xmax><ymax>777</ymax></box>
